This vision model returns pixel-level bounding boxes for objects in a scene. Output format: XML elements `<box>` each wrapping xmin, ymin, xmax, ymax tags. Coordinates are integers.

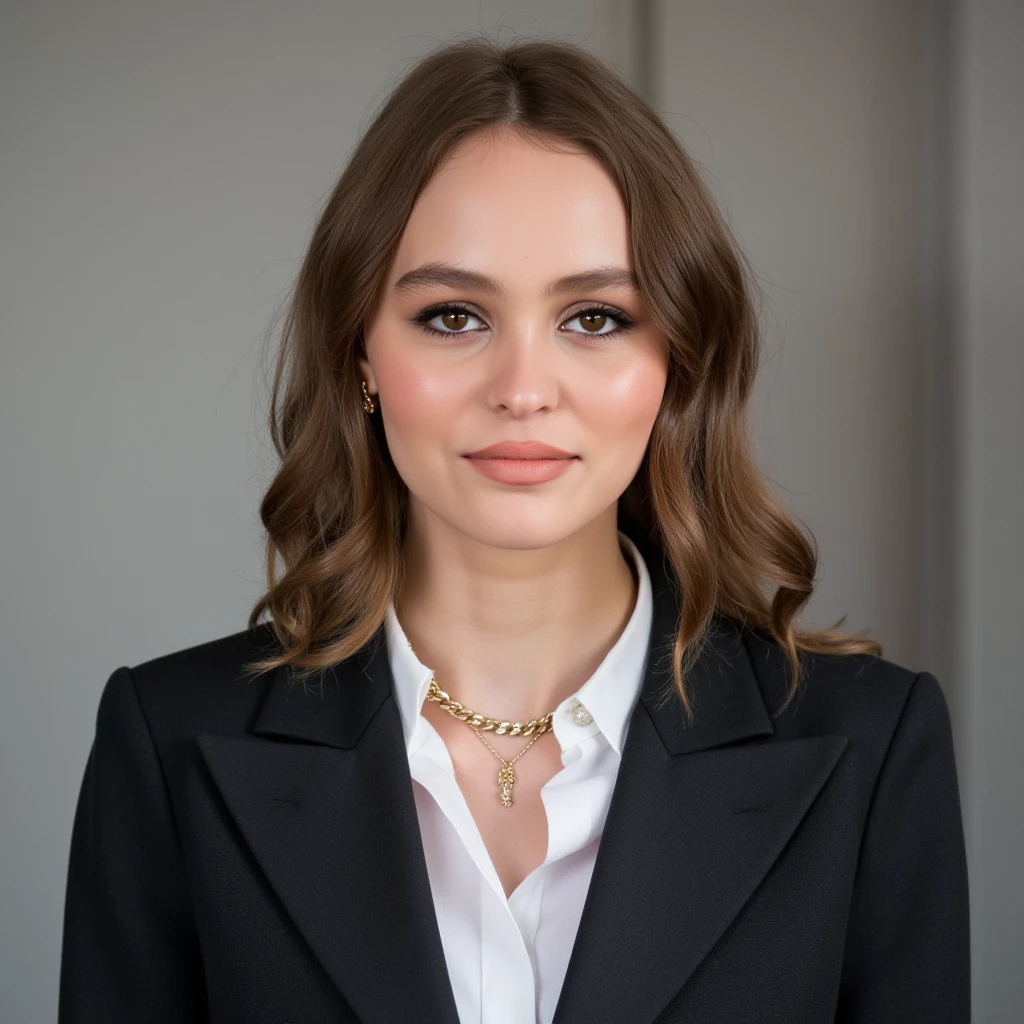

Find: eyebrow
<box><xmin>392</xmin><ymin>262</ymin><xmax>640</xmax><ymax>300</ymax></box>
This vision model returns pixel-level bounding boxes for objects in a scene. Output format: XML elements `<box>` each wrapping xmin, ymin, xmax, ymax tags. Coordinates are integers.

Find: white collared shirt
<box><xmin>383</xmin><ymin>530</ymin><xmax>653</xmax><ymax>1024</ymax></box>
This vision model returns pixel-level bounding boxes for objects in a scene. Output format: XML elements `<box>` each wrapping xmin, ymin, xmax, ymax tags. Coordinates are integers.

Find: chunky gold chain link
<box><xmin>424</xmin><ymin>678</ymin><xmax>555</xmax><ymax>736</ymax></box>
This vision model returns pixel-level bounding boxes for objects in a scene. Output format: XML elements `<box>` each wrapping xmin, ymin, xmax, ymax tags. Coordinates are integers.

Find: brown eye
<box><xmin>440</xmin><ymin>311</ymin><xmax>469</xmax><ymax>331</ymax></box>
<box><xmin>414</xmin><ymin>304</ymin><xmax>485</xmax><ymax>336</ymax></box>
<box><xmin>562</xmin><ymin>305</ymin><xmax>635</xmax><ymax>338</ymax></box>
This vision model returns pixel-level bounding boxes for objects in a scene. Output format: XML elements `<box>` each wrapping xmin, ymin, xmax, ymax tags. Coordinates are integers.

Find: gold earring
<box><xmin>361</xmin><ymin>380</ymin><xmax>376</xmax><ymax>414</ymax></box>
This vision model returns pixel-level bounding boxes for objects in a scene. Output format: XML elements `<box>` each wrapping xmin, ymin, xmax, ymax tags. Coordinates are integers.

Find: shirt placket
<box><xmin>412</xmin><ymin>723</ymin><xmax>538</xmax><ymax>1023</ymax></box>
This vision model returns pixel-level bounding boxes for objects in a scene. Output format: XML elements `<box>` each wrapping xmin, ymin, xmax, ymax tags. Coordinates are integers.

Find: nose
<box><xmin>482</xmin><ymin>320</ymin><xmax>561</xmax><ymax>416</ymax></box>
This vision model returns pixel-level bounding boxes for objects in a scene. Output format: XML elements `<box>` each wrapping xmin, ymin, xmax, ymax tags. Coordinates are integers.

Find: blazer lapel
<box><xmin>195</xmin><ymin>630</ymin><xmax>462</xmax><ymax>1024</ymax></box>
<box><xmin>196</xmin><ymin>531</ymin><xmax>847</xmax><ymax>1024</ymax></box>
<box><xmin>551</xmin><ymin>536</ymin><xmax>849</xmax><ymax>1022</ymax></box>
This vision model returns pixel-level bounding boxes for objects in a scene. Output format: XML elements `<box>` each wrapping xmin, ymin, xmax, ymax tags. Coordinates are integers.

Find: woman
<box><xmin>58</xmin><ymin>36</ymin><xmax>970</xmax><ymax>1024</ymax></box>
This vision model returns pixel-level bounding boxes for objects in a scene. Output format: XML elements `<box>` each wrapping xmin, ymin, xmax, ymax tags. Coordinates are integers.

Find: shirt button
<box><xmin>568</xmin><ymin>701</ymin><xmax>593</xmax><ymax>726</ymax></box>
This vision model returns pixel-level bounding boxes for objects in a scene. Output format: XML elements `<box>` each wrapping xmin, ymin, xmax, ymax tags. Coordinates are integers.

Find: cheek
<box><xmin>583</xmin><ymin>361</ymin><xmax>665</xmax><ymax>445</ymax></box>
<box><xmin>374</xmin><ymin>351</ymin><xmax>461</xmax><ymax>455</ymax></box>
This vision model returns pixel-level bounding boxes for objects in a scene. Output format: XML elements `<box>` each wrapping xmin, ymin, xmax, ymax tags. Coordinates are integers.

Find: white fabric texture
<box><xmin>383</xmin><ymin>529</ymin><xmax>653</xmax><ymax>1024</ymax></box>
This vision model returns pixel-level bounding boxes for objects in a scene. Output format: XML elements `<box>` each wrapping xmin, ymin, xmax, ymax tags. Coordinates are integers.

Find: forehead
<box><xmin>387</xmin><ymin>131</ymin><xmax>632</xmax><ymax>291</ymax></box>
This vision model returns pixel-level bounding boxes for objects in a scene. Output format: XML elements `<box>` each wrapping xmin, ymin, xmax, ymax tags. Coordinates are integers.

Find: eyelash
<box><xmin>412</xmin><ymin>302</ymin><xmax>638</xmax><ymax>340</ymax></box>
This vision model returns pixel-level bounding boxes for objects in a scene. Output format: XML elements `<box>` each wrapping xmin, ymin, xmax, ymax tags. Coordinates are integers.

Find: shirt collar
<box><xmin>384</xmin><ymin>529</ymin><xmax>653</xmax><ymax>759</ymax></box>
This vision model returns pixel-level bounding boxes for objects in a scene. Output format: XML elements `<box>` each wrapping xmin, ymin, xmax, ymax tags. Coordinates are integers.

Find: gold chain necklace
<box><xmin>424</xmin><ymin>676</ymin><xmax>555</xmax><ymax>808</ymax></box>
<box><xmin>405</xmin><ymin>634</ymin><xmax>559</xmax><ymax>808</ymax></box>
<box><xmin>473</xmin><ymin>727</ymin><xmax>541</xmax><ymax>808</ymax></box>
<box><xmin>402</xmin><ymin>548</ymin><xmax>631</xmax><ymax>807</ymax></box>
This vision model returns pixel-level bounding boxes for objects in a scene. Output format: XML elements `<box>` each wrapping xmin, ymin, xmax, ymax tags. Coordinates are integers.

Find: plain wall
<box><xmin>1</xmin><ymin>1</ymin><xmax>1019</xmax><ymax>1019</ymax></box>
<box><xmin>656</xmin><ymin>0</ymin><xmax>934</xmax><ymax>670</ymax></box>
<box><xmin>954</xmin><ymin>0</ymin><xmax>1024</xmax><ymax>1015</ymax></box>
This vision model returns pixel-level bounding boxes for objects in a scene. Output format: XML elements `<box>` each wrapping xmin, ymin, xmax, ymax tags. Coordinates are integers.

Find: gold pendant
<box><xmin>497</xmin><ymin>762</ymin><xmax>516</xmax><ymax>807</ymax></box>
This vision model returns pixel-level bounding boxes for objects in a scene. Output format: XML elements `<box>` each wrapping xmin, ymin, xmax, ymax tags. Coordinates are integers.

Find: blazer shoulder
<box><xmin>737</xmin><ymin>622</ymin><xmax>952</xmax><ymax>757</ymax></box>
<box><xmin>116</xmin><ymin>622</ymin><xmax>283</xmax><ymax>745</ymax></box>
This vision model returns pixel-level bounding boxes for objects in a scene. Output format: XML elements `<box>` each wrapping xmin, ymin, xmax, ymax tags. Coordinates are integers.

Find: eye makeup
<box><xmin>411</xmin><ymin>301</ymin><xmax>639</xmax><ymax>340</ymax></box>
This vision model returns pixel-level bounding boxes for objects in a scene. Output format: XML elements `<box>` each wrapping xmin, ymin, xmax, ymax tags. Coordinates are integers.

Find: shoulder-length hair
<box><xmin>243</xmin><ymin>34</ymin><xmax>881</xmax><ymax>720</ymax></box>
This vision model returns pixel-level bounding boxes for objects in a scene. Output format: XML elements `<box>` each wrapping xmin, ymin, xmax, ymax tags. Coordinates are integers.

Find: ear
<box><xmin>356</xmin><ymin>355</ymin><xmax>376</xmax><ymax>393</ymax></box>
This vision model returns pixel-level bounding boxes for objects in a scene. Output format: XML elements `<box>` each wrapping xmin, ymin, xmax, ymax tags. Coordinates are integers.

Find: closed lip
<box><xmin>463</xmin><ymin>441</ymin><xmax>577</xmax><ymax>460</ymax></box>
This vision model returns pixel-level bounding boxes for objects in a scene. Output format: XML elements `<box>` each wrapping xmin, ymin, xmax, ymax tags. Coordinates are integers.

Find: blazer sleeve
<box><xmin>58</xmin><ymin>666</ymin><xmax>209</xmax><ymax>1023</ymax></box>
<box><xmin>835</xmin><ymin>670</ymin><xmax>971</xmax><ymax>1022</ymax></box>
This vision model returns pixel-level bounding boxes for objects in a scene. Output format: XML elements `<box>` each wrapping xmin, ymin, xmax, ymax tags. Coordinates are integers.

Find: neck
<box><xmin>394</xmin><ymin>510</ymin><xmax>639</xmax><ymax>722</ymax></box>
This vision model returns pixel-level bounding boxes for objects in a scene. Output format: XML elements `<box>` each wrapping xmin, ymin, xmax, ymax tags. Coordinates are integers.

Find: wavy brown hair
<box><xmin>243</xmin><ymin>34</ymin><xmax>882</xmax><ymax>720</ymax></box>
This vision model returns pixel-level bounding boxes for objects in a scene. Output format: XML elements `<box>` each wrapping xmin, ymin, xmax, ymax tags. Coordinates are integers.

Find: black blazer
<box><xmin>58</xmin><ymin>535</ymin><xmax>971</xmax><ymax>1023</ymax></box>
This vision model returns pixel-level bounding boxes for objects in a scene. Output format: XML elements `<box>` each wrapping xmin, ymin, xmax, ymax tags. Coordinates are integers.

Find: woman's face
<box><xmin>359</xmin><ymin>129</ymin><xmax>670</xmax><ymax>552</ymax></box>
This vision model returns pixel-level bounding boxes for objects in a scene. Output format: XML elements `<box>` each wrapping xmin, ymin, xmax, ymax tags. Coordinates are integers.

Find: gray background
<box><xmin>2</xmin><ymin>0</ymin><xmax>1020</xmax><ymax>1019</ymax></box>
